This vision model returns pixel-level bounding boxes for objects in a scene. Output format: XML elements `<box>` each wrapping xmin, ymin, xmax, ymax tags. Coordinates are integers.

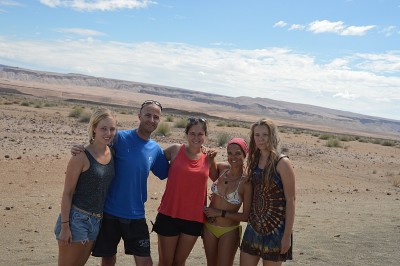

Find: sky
<box><xmin>0</xmin><ymin>0</ymin><xmax>399</xmax><ymax>120</ymax></box>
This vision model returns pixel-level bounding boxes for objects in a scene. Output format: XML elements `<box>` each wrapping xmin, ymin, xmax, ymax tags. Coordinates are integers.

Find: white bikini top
<box><xmin>211</xmin><ymin>170</ymin><xmax>243</xmax><ymax>205</ymax></box>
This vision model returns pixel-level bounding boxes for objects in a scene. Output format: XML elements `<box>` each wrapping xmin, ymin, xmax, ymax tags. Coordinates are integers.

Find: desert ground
<box><xmin>0</xmin><ymin>94</ymin><xmax>399</xmax><ymax>266</ymax></box>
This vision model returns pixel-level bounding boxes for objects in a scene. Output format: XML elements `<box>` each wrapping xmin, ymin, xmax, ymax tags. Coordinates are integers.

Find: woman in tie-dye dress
<box><xmin>240</xmin><ymin>118</ymin><xmax>296</xmax><ymax>266</ymax></box>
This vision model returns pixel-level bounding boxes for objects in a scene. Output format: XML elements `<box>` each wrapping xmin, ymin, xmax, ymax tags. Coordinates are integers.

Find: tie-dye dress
<box><xmin>240</xmin><ymin>160</ymin><xmax>293</xmax><ymax>261</ymax></box>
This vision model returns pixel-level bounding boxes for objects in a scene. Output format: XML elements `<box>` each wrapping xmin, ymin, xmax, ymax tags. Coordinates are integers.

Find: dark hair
<box><xmin>140</xmin><ymin>100</ymin><xmax>163</xmax><ymax>112</ymax></box>
<box><xmin>185</xmin><ymin>117</ymin><xmax>208</xmax><ymax>135</ymax></box>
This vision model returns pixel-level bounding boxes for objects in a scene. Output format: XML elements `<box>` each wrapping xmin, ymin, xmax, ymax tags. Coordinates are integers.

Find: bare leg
<box><xmin>263</xmin><ymin>260</ymin><xmax>282</xmax><ymax>266</ymax></box>
<box><xmin>58</xmin><ymin>240</ymin><xmax>94</xmax><ymax>266</ymax></box>
<box><xmin>101</xmin><ymin>255</ymin><xmax>116</xmax><ymax>266</ymax></box>
<box><xmin>172</xmin><ymin>233</ymin><xmax>199</xmax><ymax>266</ymax></box>
<box><xmin>217</xmin><ymin>228</ymin><xmax>240</xmax><ymax>266</ymax></box>
<box><xmin>240</xmin><ymin>251</ymin><xmax>260</xmax><ymax>266</ymax></box>
<box><xmin>202</xmin><ymin>227</ymin><xmax>219</xmax><ymax>266</ymax></box>
<box><xmin>157</xmin><ymin>234</ymin><xmax>179</xmax><ymax>266</ymax></box>
<box><xmin>134</xmin><ymin>255</ymin><xmax>153</xmax><ymax>266</ymax></box>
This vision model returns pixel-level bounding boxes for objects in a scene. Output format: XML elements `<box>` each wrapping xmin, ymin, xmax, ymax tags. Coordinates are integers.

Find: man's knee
<box><xmin>101</xmin><ymin>255</ymin><xmax>116</xmax><ymax>266</ymax></box>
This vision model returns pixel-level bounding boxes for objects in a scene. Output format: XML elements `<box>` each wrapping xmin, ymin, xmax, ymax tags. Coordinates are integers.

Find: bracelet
<box><xmin>61</xmin><ymin>220</ymin><xmax>69</xmax><ymax>224</ymax></box>
<box><xmin>221</xmin><ymin>210</ymin><xmax>226</xmax><ymax>218</ymax></box>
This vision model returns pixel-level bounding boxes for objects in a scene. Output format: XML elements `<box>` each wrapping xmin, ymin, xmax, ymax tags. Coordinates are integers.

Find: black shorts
<box><xmin>92</xmin><ymin>213</ymin><xmax>151</xmax><ymax>257</ymax></box>
<box><xmin>152</xmin><ymin>213</ymin><xmax>203</xmax><ymax>237</ymax></box>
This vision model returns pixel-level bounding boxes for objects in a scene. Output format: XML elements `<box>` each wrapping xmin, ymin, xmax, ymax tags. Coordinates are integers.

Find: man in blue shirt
<box><xmin>73</xmin><ymin>100</ymin><xmax>169</xmax><ymax>266</ymax></box>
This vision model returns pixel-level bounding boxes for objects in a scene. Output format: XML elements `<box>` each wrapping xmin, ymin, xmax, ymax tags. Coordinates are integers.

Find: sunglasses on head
<box><xmin>188</xmin><ymin>117</ymin><xmax>206</xmax><ymax>123</ymax></box>
<box><xmin>140</xmin><ymin>100</ymin><xmax>163</xmax><ymax>111</ymax></box>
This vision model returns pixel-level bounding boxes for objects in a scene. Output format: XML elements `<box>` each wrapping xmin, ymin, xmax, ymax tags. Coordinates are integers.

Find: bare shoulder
<box><xmin>217</xmin><ymin>162</ymin><xmax>230</xmax><ymax>171</ymax></box>
<box><xmin>165</xmin><ymin>143</ymin><xmax>181</xmax><ymax>152</ymax></box>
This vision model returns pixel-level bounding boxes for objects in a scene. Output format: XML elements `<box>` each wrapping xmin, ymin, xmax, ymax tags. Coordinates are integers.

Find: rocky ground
<box><xmin>0</xmin><ymin>94</ymin><xmax>399</xmax><ymax>265</ymax></box>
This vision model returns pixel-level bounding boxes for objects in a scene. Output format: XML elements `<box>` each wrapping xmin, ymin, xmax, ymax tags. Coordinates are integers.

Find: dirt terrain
<box><xmin>0</xmin><ymin>94</ymin><xmax>399</xmax><ymax>265</ymax></box>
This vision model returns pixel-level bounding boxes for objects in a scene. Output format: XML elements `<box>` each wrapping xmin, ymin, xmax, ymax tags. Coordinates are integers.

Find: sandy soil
<box><xmin>0</xmin><ymin>94</ymin><xmax>399</xmax><ymax>266</ymax></box>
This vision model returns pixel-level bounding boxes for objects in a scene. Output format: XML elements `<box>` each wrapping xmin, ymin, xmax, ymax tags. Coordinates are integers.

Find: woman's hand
<box><xmin>203</xmin><ymin>206</ymin><xmax>221</xmax><ymax>218</ymax></box>
<box><xmin>58</xmin><ymin>226</ymin><xmax>72</xmax><ymax>245</ymax></box>
<box><xmin>280</xmin><ymin>234</ymin><xmax>291</xmax><ymax>254</ymax></box>
<box><xmin>71</xmin><ymin>144</ymin><xmax>85</xmax><ymax>156</ymax></box>
<box><xmin>206</xmin><ymin>148</ymin><xmax>217</xmax><ymax>159</ymax></box>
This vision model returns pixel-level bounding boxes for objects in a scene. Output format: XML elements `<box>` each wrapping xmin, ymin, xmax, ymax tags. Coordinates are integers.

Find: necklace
<box><xmin>223</xmin><ymin>170</ymin><xmax>242</xmax><ymax>184</ymax></box>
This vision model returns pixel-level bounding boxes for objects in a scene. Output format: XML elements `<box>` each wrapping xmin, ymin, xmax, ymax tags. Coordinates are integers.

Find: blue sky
<box><xmin>0</xmin><ymin>0</ymin><xmax>399</xmax><ymax>120</ymax></box>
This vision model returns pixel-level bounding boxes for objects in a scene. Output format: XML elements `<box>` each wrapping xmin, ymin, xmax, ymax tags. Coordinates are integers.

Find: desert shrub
<box><xmin>165</xmin><ymin>115</ymin><xmax>174</xmax><ymax>122</ymax></box>
<box><xmin>387</xmin><ymin>172</ymin><xmax>400</xmax><ymax>187</ymax></box>
<box><xmin>216</xmin><ymin>121</ymin><xmax>226</xmax><ymax>127</ymax></box>
<box><xmin>372</xmin><ymin>170</ymin><xmax>377</xmax><ymax>174</ymax></box>
<box><xmin>174</xmin><ymin>118</ymin><xmax>187</xmax><ymax>128</ymax></box>
<box><xmin>325</xmin><ymin>139</ymin><xmax>342</xmax><ymax>148</ymax></box>
<box><xmin>69</xmin><ymin>106</ymin><xmax>84</xmax><ymax>118</ymax></box>
<box><xmin>20</xmin><ymin>101</ymin><xmax>30</xmax><ymax>106</ymax></box>
<box><xmin>338</xmin><ymin>135</ymin><xmax>355</xmax><ymax>141</ymax></box>
<box><xmin>155</xmin><ymin>122</ymin><xmax>171</xmax><ymax>136</ymax></box>
<box><xmin>44</xmin><ymin>102</ymin><xmax>57</xmax><ymax>107</ymax></box>
<box><xmin>34</xmin><ymin>103</ymin><xmax>42</xmax><ymax>108</ymax></box>
<box><xmin>319</xmin><ymin>134</ymin><xmax>334</xmax><ymax>140</ymax></box>
<box><xmin>281</xmin><ymin>146</ymin><xmax>289</xmax><ymax>153</ymax></box>
<box><xmin>226</xmin><ymin>122</ymin><xmax>240</xmax><ymax>128</ymax></box>
<box><xmin>358</xmin><ymin>138</ymin><xmax>368</xmax><ymax>143</ymax></box>
<box><xmin>381</xmin><ymin>140</ymin><xmax>395</xmax><ymax>147</ymax></box>
<box><xmin>216</xmin><ymin>132</ymin><xmax>231</xmax><ymax>147</ymax></box>
<box><xmin>372</xmin><ymin>139</ymin><xmax>382</xmax><ymax>145</ymax></box>
<box><xmin>78</xmin><ymin>111</ymin><xmax>92</xmax><ymax>123</ymax></box>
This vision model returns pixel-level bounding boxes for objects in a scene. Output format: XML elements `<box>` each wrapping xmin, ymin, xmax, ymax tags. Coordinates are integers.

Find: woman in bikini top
<box><xmin>211</xmin><ymin>169</ymin><xmax>244</xmax><ymax>205</ymax></box>
<box><xmin>202</xmin><ymin>138</ymin><xmax>253</xmax><ymax>266</ymax></box>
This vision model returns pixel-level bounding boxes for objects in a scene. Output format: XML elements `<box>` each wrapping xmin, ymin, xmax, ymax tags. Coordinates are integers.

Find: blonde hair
<box><xmin>88</xmin><ymin>108</ymin><xmax>116</xmax><ymax>144</ymax></box>
<box><xmin>246</xmin><ymin>118</ymin><xmax>280</xmax><ymax>187</ymax></box>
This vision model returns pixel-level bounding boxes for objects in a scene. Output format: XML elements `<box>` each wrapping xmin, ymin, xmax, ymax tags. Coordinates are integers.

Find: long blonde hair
<box><xmin>246</xmin><ymin>118</ymin><xmax>280</xmax><ymax>187</ymax></box>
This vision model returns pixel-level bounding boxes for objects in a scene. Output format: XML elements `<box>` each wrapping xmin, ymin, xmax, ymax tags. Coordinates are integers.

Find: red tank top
<box><xmin>158</xmin><ymin>144</ymin><xmax>209</xmax><ymax>223</ymax></box>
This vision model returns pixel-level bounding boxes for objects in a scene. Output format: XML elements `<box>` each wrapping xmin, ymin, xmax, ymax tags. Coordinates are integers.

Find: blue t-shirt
<box><xmin>103</xmin><ymin>129</ymin><xmax>169</xmax><ymax>219</ymax></box>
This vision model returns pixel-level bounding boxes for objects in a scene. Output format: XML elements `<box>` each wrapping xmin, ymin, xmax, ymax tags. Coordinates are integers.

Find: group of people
<box><xmin>54</xmin><ymin>99</ymin><xmax>296</xmax><ymax>266</ymax></box>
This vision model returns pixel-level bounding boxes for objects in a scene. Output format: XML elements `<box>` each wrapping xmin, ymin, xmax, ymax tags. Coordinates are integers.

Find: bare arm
<box><xmin>58</xmin><ymin>154</ymin><xmax>87</xmax><ymax>244</ymax></box>
<box><xmin>222</xmin><ymin>179</ymin><xmax>253</xmax><ymax>222</ymax></box>
<box><xmin>207</xmin><ymin>149</ymin><xmax>218</xmax><ymax>181</ymax></box>
<box><xmin>203</xmin><ymin>177</ymin><xmax>252</xmax><ymax>222</ymax></box>
<box><xmin>277</xmin><ymin>157</ymin><xmax>296</xmax><ymax>254</ymax></box>
<box><xmin>163</xmin><ymin>143</ymin><xmax>181</xmax><ymax>162</ymax></box>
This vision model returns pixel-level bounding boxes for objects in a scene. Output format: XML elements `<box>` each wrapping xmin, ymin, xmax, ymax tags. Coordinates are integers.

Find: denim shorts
<box><xmin>54</xmin><ymin>206</ymin><xmax>102</xmax><ymax>243</ymax></box>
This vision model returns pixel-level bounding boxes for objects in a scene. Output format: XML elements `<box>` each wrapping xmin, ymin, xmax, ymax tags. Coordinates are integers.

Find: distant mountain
<box><xmin>1</xmin><ymin>65</ymin><xmax>399</xmax><ymax>139</ymax></box>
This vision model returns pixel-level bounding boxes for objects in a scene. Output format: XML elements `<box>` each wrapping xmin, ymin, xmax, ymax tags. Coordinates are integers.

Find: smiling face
<box><xmin>186</xmin><ymin>123</ymin><xmax>206</xmax><ymax>148</ymax></box>
<box><xmin>227</xmin><ymin>143</ymin><xmax>245</xmax><ymax>167</ymax></box>
<box><xmin>93</xmin><ymin>116</ymin><xmax>117</xmax><ymax>145</ymax></box>
<box><xmin>137</xmin><ymin>103</ymin><xmax>162</xmax><ymax>138</ymax></box>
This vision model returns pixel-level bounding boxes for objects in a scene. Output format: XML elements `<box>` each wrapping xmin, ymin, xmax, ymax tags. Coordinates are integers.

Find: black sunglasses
<box><xmin>188</xmin><ymin>117</ymin><xmax>206</xmax><ymax>123</ymax></box>
<box><xmin>140</xmin><ymin>100</ymin><xmax>163</xmax><ymax>111</ymax></box>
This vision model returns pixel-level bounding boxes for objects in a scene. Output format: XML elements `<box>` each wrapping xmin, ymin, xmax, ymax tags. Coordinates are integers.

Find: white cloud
<box><xmin>289</xmin><ymin>24</ymin><xmax>305</xmax><ymax>31</ymax></box>
<box><xmin>308</xmin><ymin>20</ymin><xmax>345</xmax><ymax>34</ymax></box>
<box><xmin>341</xmin><ymin>25</ymin><xmax>375</xmax><ymax>36</ymax></box>
<box><xmin>0</xmin><ymin>36</ymin><xmax>399</xmax><ymax>119</ymax></box>
<box><xmin>56</xmin><ymin>28</ymin><xmax>106</xmax><ymax>37</ymax></box>
<box><xmin>273</xmin><ymin>21</ymin><xmax>287</xmax><ymax>28</ymax></box>
<box><xmin>39</xmin><ymin>0</ymin><xmax>61</xmax><ymax>8</ymax></box>
<box><xmin>307</xmin><ymin>20</ymin><xmax>375</xmax><ymax>36</ymax></box>
<box><xmin>381</xmin><ymin>26</ymin><xmax>397</xmax><ymax>37</ymax></box>
<box><xmin>352</xmin><ymin>52</ymin><xmax>400</xmax><ymax>73</ymax></box>
<box><xmin>39</xmin><ymin>0</ymin><xmax>155</xmax><ymax>11</ymax></box>
<box><xmin>333</xmin><ymin>91</ymin><xmax>359</xmax><ymax>100</ymax></box>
